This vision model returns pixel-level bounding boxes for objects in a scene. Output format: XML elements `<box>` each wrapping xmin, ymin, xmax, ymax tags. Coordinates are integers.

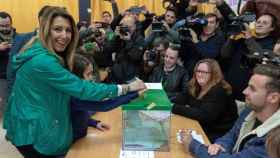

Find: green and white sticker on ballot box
<box><xmin>122</xmin><ymin>83</ymin><xmax>172</xmax><ymax>111</ymax></box>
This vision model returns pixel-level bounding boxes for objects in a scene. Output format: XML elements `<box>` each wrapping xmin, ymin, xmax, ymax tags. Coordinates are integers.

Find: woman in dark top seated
<box><xmin>172</xmin><ymin>59</ymin><xmax>238</xmax><ymax>142</ymax></box>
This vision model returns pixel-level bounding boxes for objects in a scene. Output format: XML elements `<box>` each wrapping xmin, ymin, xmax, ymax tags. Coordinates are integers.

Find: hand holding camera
<box><xmin>0</xmin><ymin>41</ymin><xmax>11</xmax><ymax>51</ymax></box>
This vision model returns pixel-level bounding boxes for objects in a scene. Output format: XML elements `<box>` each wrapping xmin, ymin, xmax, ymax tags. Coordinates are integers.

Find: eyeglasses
<box><xmin>195</xmin><ymin>70</ymin><xmax>211</xmax><ymax>74</ymax></box>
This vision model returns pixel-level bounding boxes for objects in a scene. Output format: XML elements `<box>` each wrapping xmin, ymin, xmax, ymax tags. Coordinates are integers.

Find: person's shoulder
<box><xmin>28</xmin><ymin>43</ymin><xmax>61</xmax><ymax>66</ymax></box>
<box><xmin>208</xmin><ymin>83</ymin><xmax>228</xmax><ymax>96</ymax></box>
<box><xmin>175</xmin><ymin>64</ymin><xmax>187</xmax><ymax>72</ymax></box>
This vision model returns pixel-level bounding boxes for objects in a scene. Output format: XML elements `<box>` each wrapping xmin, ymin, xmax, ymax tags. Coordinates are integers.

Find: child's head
<box><xmin>73</xmin><ymin>54</ymin><xmax>93</xmax><ymax>81</ymax></box>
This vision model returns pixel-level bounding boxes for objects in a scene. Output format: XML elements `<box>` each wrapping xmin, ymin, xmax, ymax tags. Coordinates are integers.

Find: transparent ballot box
<box><xmin>122</xmin><ymin>89</ymin><xmax>172</xmax><ymax>151</ymax></box>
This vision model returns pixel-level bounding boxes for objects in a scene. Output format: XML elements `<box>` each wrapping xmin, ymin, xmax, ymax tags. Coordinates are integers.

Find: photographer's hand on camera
<box><xmin>162</xmin><ymin>21</ymin><xmax>171</xmax><ymax>31</ymax></box>
<box><xmin>242</xmin><ymin>23</ymin><xmax>253</xmax><ymax>39</ymax></box>
<box><xmin>188</xmin><ymin>28</ymin><xmax>199</xmax><ymax>43</ymax></box>
<box><xmin>0</xmin><ymin>41</ymin><xmax>11</xmax><ymax>51</ymax></box>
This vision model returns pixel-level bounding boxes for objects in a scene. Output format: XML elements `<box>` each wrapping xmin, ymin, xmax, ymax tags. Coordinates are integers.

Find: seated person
<box><xmin>148</xmin><ymin>44</ymin><xmax>189</xmax><ymax>101</ymax></box>
<box><xmin>180</xmin><ymin>64</ymin><xmax>280</xmax><ymax>158</ymax></box>
<box><xmin>172</xmin><ymin>59</ymin><xmax>238</xmax><ymax>142</ymax></box>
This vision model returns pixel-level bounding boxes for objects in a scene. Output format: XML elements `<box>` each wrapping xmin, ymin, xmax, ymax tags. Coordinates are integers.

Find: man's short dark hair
<box><xmin>102</xmin><ymin>11</ymin><xmax>111</xmax><ymax>17</ymax></box>
<box><xmin>254</xmin><ymin>64</ymin><xmax>280</xmax><ymax>92</ymax></box>
<box><xmin>168</xmin><ymin>43</ymin><xmax>180</xmax><ymax>52</ymax></box>
<box><xmin>0</xmin><ymin>11</ymin><xmax>12</xmax><ymax>23</ymax></box>
<box><xmin>153</xmin><ymin>37</ymin><xmax>169</xmax><ymax>50</ymax></box>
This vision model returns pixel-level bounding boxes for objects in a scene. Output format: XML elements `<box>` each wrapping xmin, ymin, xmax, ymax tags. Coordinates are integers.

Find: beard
<box><xmin>245</xmin><ymin>101</ymin><xmax>265</xmax><ymax>113</ymax></box>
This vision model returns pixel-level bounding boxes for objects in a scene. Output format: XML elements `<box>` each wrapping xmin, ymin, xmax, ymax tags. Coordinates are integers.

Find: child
<box><xmin>71</xmin><ymin>54</ymin><xmax>140</xmax><ymax>142</ymax></box>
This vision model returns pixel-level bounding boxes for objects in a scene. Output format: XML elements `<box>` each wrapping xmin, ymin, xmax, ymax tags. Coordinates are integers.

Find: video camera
<box><xmin>151</xmin><ymin>16</ymin><xmax>165</xmax><ymax>32</ymax></box>
<box><xmin>177</xmin><ymin>14</ymin><xmax>208</xmax><ymax>41</ymax></box>
<box><xmin>228</xmin><ymin>12</ymin><xmax>256</xmax><ymax>35</ymax></box>
<box><xmin>185</xmin><ymin>14</ymin><xmax>208</xmax><ymax>28</ymax></box>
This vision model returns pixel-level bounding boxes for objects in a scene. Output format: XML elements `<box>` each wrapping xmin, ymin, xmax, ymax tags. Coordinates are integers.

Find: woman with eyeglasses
<box><xmin>172</xmin><ymin>59</ymin><xmax>238</xmax><ymax>142</ymax></box>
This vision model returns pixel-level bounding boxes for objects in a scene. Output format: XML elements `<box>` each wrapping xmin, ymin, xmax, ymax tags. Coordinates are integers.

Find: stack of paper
<box><xmin>119</xmin><ymin>150</ymin><xmax>154</xmax><ymax>158</ymax></box>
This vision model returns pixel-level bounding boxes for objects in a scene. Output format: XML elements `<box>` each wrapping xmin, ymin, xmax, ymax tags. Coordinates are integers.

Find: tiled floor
<box><xmin>0</xmin><ymin>117</ymin><xmax>22</xmax><ymax>158</ymax></box>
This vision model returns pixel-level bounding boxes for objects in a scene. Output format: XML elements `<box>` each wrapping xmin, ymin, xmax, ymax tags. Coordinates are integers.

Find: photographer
<box><xmin>0</xmin><ymin>12</ymin><xmax>15</xmax><ymax>117</ymax></box>
<box><xmin>221</xmin><ymin>13</ymin><xmax>278</xmax><ymax>101</ymax></box>
<box><xmin>141</xmin><ymin>37</ymin><xmax>169</xmax><ymax>81</ymax></box>
<box><xmin>145</xmin><ymin>8</ymin><xmax>180</xmax><ymax>48</ymax></box>
<box><xmin>0</xmin><ymin>12</ymin><xmax>15</xmax><ymax>79</ymax></box>
<box><xmin>110</xmin><ymin>4</ymin><xmax>153</xmax><ymax>37</ymax></box>
<box><xmin>190</xmin><ymin>13</ymin><xmax>225</xmax><ymax>59</ymax></box>
<box><xmin>78</xmin><ymin>24</ymin><xmax>117</xmax><ymax>82</ymax></box>
<box><xmin>162</xmin><ymin>0</ymin><xmax>191</xmax><ymax>20</ymax></box>
<box><xmin>177</xmin><ymin>13</ymin><xmax>225</xmax><ymax>76</ymax></box>
<box><xmin>109</xmin><ymin>16</ymin><xmax>145</xmax><ymax>83</ymax></box>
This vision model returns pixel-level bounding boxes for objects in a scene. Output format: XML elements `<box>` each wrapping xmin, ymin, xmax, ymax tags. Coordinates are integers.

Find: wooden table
<box><xmin>66</xmin><ymin>108</ymin><xmax>209</xmax><ymax>158</ymax></box>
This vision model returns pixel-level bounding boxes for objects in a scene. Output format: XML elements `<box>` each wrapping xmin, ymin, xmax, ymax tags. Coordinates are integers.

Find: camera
<box><xmin>246</xmin><ymin>51</ymin><xmax>280</xmax><ymax>67</ymax></box>
<box><xmin>80</xmin><ymin>28</ymin><xmax>102</xmax><ymax>43</ymax></box>
<box><xmin>146</xmin><ymin>49</ymin><xmax>158</xmax><ymax>62</ymax></box>
<box><xmin>151</xmin><ymin>22</ymin><xmax>164</xmax><ymax>32</ymax></box>
<box><xmin>119</xmin><ymin>25</ymin><xmax>130</xmax><ymax>36</ymax></box>
<box><xmin>185</xmin><ymin>15</ymin><xmax>208</xmax><ymax>27</ymax></box>
<box><xmin>94</xmin><ymin>21</ymin><xmax>109</xmax><ymax>28</ymax></box>
<box><xmin>228</xmin><ymin>12</ymin><xmax>256</xmax><ymax>35</ymax></box>
<box><xmin>177</xmin><ymin>14</ymin><xmax>208</xmax><ymax>41</ymax></box>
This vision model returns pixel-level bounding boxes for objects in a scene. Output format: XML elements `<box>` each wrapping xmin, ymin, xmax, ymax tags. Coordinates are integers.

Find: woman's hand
<box><xmin>128</xmin><ymin>78</ymin><xmax>147</xmax><ymax>92</ymax></box>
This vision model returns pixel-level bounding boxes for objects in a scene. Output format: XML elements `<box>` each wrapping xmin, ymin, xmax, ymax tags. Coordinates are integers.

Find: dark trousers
<box><xmin>15</xmin><ymin>145</ymin><xmax>59</xmax><ymax>158</ymax></box>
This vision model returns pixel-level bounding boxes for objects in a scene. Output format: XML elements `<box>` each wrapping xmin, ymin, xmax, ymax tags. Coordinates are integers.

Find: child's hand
<box><xmin>96</xmin><ymin>122</ymin><xmax>110</xmax><ymax>131</ymax></box>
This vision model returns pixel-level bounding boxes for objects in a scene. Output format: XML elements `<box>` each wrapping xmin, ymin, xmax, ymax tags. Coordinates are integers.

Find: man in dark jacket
<box><xmin>148</xmin><ymin>44</ymin><xmax>189</xmax><ymax>101</ymax></box>
<box><xmin>221</xmin><ymin>13</ymin><xmax>278</xmax><ymax>101</ymax></box>
<box><xmin>0</xmin><ymin>11</ymin><xmax>15</xmax><ymax>117</ymax></box>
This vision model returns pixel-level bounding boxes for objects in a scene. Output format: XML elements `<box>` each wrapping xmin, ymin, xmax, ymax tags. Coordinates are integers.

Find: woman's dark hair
<box><xmin>72</xmin><ymin>54</ymin><xmax>92</xmax><ymax>78</ymax></box>
<box><xmin>0</xmin><ymin>11</ymin><xmax>12</xmax><ymax>24</ymax></box>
